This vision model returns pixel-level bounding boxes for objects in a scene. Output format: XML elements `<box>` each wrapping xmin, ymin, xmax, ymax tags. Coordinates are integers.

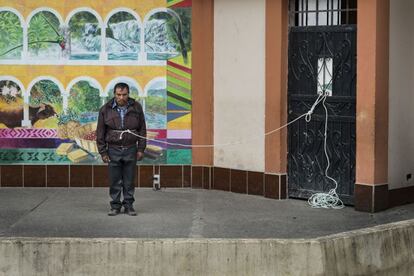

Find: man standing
<box><xmin>96</xmin><ymin>82</ymin><xmax>146</xmax><ymax>216</ymax></box>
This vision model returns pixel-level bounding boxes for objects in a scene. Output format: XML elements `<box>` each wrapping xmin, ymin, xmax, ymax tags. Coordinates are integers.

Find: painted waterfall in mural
<box><xmin>0</xmin><ymin>0</ymin><xmax>192</xmax><ymax>164</ymax></box>
<box><xmin>106</xmin><ymin>11</ymin><xmax>140</xmax><ymax>60</ymax></box>
<box><xmin>69</xmin><ymin>11</ymin><xmax>101</xmax><ymax>60</ymax></box>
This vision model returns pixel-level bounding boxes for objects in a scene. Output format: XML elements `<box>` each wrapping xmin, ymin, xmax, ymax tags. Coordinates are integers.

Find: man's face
<box><xmin>114</xmin><ymin>88</ymin><xmax>129</xmax><ymax>106</ymax></box>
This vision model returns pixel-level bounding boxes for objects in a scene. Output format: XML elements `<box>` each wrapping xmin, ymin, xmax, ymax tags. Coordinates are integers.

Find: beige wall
<box><xmin>388</xmin><ymin>0</ymin><xmax>414</xmax><ymax>189</ymax></box>
<box><xmin>214</xmin><ymin>0</ymin><xmax>266</xmax><ymax>171</ymax></box>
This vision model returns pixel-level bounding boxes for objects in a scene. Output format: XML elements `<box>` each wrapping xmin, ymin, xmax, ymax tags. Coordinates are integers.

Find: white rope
<box><xmin>307</xmin><ymin>92</ymin><xmax>344</xmax><ymax>209</ymax></box>
<box><xmin>115</xmin><ymin>92</ymin><xmax>344</xmax><ymax>209</ymax></box>
<box><xmin>116</xmin><ymin>115</ymin><xmax>307</xmax><ymax>148</ymax></box>
<box><xmin>115</xmin><ymin>102</ymin><xmax>320</xmax><ymax>148</ymax></box>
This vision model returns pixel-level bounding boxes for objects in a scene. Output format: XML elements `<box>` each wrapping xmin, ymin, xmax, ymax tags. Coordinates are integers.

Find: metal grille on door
<box><xmin>287</xmin><ymin>0</ymin><xmax>357</xmax><ymax>204</ymax></box>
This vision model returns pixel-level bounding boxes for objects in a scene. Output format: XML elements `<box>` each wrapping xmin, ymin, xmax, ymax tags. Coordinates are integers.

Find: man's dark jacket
<box><xmin>96</xmin><ymin>98</ymin><xmax>146</xmax><ymax>158</ymax></box>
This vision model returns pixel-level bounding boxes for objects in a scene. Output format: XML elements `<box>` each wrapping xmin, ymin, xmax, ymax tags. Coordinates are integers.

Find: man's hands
<box><xmin>137</xmin><ymin>151</ymin><xmax>144</xmax><ymax>161</ymax></box>
<box><xmin>102</xmin><ymin>155</ymin><xmax>110</xmax><ymax>163</ymax></box>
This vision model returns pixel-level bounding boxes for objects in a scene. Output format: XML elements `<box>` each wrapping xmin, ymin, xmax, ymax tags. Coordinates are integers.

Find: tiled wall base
<box><xmin>389</xmin><ymin>185</ymin><xmax>414</xmax><ymax>208</ymax></box>
<box><xmin>0</xmin><ymin>165</ymin><xmax>287</xmax><ymax>200</ymax></box>
<box><xmin>0</xmin><ymin>165</ymin><xmax>414</xmax><ymax>212</ymax></box>
<box><xmin>355</xmin><ymin>184</ymin><xmax>389</xmax><ymax>212</ymax></box>
<box><xmin>4</xmin><ymin>164</ymin><xmax>413</xmax><ymax>209</ymax></box>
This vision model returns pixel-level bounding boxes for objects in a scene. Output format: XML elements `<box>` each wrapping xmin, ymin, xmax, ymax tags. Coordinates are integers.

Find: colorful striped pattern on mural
<box><xmin>166</xmin><ymin>59</ymin><xmax>191</xmax><ymax>161</ymax></box>
<box><xmin>165</xmin><ymin>1</ymin><xmax>192</xmax><ymax>163</ymax></box>
<box><xmin>167</xmin><ymin>60</ymin><xmax>191</xmax><ymax>132</ymax></box>
<box><xmin>0</xmin><ymin>129</ymin><xmax>57</xmax><ymax>138</ymax></box>
<box><xmin>167</xmin><ymin>0</ymin><xmax>192</xmax><ymax>8</ymax></box>
<box><xmin>167</xmin><ymin>61</ymin><xmax>191</xmax><ymax>111</ymax></box>
<box><xmin>0</xmin><ymin>149</ymin><xmax>69</xmax><ymax>163</ymax></box>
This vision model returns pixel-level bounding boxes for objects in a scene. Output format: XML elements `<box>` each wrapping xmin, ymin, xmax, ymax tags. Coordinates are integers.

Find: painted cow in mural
<box><xmin>0</xmin><ymin>103</ymin><xmax>56</xmax><ymax>128</ymax></box>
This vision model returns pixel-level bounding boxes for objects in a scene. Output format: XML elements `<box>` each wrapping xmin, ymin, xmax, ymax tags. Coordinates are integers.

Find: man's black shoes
<box><xmin>108</xmin><ymin>207</ymin><xmax>137</xmax><ymax>216</ymax></box>
<box><xmin>124</xmin><ymin>206</ymin><xmax>137</xmax><ymax>216</ymax></box>
<box><xmin>108</xmin><ymin>208</ymin><xmax>121</xmax><ymax>216</ymax></box>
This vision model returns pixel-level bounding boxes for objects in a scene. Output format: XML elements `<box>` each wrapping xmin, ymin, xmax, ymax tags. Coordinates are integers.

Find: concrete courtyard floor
<box><xmin>0</xmin><ymin>187</ymin><xmax>413</xmax><ymax>239</ymax></box>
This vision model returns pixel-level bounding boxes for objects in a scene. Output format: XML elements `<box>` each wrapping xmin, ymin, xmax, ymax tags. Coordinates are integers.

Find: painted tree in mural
<box><xmin>0</xmin><ymin>11</ymin><xmax>23</xmax><ymax>59</ymax></box>
<box><xmin>30</xmin><ymin>80</ymin><xmax>62</xmax><ymax>108</ymax></box>
<box><xmin>146</xmin><ymin>8</ymin><xmax>191</xmax><ymax>63</ymax></box>
<box><xmin>167</xmin><ymin>8</ymin><xmax>191</xmax><ymax>63</ymax></box>
<box><xmin>0</xmin><ymin>11</ymin><xmax>65</xmax><ymax>59</ymax></box>
<box><xmin>28</xmin><ymin>11</ymin><xmax>65</xmax><ymax>58</ymax></box>
<box><xmin>68</xmin><ymin>81</ymin><xmax>101</xmax><ymax>115</ymax></box>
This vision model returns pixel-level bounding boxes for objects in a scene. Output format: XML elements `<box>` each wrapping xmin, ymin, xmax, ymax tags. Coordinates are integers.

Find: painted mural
<box><xmin>0</xmin><ymin>80</ymin><xmax>23</xmax><ymax>128</ymax></box>
<box><xmin>106</xmin><ymin>11</ymin><xmax>140</xmax><ymax>60</ymax></box>
<box><xmin>0</xmin><ymin>11</ymin><xmax>23</xmax><ymax>59</ymax></box>
<box><xmin>69</xmin><ymin>11</ymin><xmax>101</xmax><ymax>60</ymax></box>
<box><xmin>0</xmin><ymin>0</ymin><xmax>192</xmax><ymax>165</ymax></box>
<box><xmin>28</xmin><ymin>11</ymin><xmax>64</xmax><ymax>59</ymax></box>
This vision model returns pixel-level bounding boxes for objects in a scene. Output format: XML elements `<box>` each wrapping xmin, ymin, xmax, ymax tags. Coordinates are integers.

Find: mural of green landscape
<box><xmin>0</xmin><ymin>1</ymin><xmax>192</xmax><ymax>165</ymax></box>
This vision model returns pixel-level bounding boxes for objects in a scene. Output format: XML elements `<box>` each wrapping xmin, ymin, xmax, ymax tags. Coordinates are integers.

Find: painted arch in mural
<box><xmin>145</xmin><ymin>77</ymin><xmax>167</xmax><ymax>130</ymax></box>
<box><xmin>27</xmin><ymin>8</ymin><xmax>65</xmax><ymax>59</ymax></box>
<box><xmin>0</xmin><ymin>76</ymin><xmax>24</xmax><ymax>128</ymax></box>
<box><xmin>66</xmin><ymin>77</ymin><xmax>103</xmax><ymax>124</ymax></box>
<box><xmin>144</xmin><ymin>8</ymin><xmax>191</xmax><ymax>62</ymax></box>
<box><xmin>67</xmin><ymin>8</ymin><xmax>103</xmax><ymax>60</ymax></box>
<box><xmin>105</xmin><ymin>9</ymin><xmax>142</xmax><ymax>60</ymax></box>
<box><xmin>27</xmin><ymin>76</ymin><xmax>64</xmax><ymax>128</ymax></box>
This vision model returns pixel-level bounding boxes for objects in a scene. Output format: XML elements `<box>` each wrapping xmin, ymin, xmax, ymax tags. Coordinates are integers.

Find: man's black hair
<box><xmin>113</xmin><ymin>82</ymin><xmax>130</xmax><ymax>93</ymax></box>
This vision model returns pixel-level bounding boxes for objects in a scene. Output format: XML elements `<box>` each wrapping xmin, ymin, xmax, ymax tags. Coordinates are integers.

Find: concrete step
<box><xmin>1</xmin><ymin>219</ymin><xmax>413</xmax><ymax>276</ymax></box>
